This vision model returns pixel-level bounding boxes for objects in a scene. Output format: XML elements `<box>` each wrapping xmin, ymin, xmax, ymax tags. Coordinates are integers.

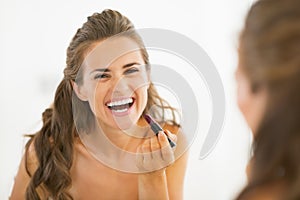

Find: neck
<box><xmin>96</xmin><ymin>117</ymin><xmax>150</xmax><ymax>153</ymax></box>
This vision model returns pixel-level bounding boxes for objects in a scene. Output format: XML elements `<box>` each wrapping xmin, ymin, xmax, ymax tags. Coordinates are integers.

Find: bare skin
<box><xmin>9</xmin><ymin>124</ymin><xmax>188</xmax><ymax>200</ymax></box>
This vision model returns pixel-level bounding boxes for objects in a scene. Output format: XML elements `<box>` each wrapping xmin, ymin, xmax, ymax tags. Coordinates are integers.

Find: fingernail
<box><xmin>159</xmin><ymin>131</ymin><xmax>165</xmax><ymax>140</ymax></box>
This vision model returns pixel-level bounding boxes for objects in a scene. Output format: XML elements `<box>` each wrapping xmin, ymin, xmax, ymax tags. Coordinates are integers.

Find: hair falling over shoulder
<box><xmin>25</xmin><ymin>79</ymin><xmax>76</xmax><ymax>199</ymax></box>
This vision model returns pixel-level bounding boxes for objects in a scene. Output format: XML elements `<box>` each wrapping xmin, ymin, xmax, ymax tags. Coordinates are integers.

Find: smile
<box><xmin>106</xmin><ymin>97</ymin><xmax>135</xmax><ymax>113</ymax></box>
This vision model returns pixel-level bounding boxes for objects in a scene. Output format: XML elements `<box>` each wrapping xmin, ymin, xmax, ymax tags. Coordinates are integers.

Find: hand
<box><xmin>136</xmin><ymin>130</ymin><xmax>177</xmax><ymax>173</ymax></box>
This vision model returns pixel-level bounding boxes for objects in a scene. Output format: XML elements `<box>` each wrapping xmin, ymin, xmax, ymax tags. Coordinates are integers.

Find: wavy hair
<box><xmin>237</xmin><ymin>0</ymin><xmax>300</xmax><ymax>199</ymax></box>
<box><xmin>25</xmin><ymin>9</ymin><xmax>179</xmax><ymax>199</ymax></box>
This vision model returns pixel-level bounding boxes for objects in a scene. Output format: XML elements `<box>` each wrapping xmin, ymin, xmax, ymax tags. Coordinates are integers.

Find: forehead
<box><xmin>82</xmin><ymin>36</ymin><xmax>143</xmax><ymax>70</ymax></box>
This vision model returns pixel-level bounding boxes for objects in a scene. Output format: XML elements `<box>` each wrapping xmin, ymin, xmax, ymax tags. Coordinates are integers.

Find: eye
<box><xmin>94</xmin><ymin>73</ymin><xmax>110</xmax><ymax>80</ymax></box>
<box><xmin>124</xmin><ymin>67</ymin><xmax>139</xmax><ymax>75</ymax></box>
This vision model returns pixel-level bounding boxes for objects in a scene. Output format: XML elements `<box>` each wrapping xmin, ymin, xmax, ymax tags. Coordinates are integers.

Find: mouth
<box><xmin>105</xmin><ymin>97</ymin><xmax>135</xmax><ymax>114</ymax></box>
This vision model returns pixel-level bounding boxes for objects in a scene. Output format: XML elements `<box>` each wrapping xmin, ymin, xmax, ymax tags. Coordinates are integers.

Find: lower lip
<box><xmin>107</xmin><ymin>101</ymin><xmax>135</xmax><ymax>117</ymax></box>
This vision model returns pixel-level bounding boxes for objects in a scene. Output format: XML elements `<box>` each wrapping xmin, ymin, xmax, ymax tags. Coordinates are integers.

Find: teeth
<box><xmin>107</xmin><ymin>98</ymin><xmax>133</xmax><ymax>107</ymax></box>
<box><xmin>112</xmin><ymin>108</ymin><xmax>129</xmax><ymax>113</ymax></box>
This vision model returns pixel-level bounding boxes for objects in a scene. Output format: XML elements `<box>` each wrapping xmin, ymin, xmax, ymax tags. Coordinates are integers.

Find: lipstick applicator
<box><xmin>143</xmin><ymin>114</ymin><xmax>176</xmax><ymax>148</ymax></box>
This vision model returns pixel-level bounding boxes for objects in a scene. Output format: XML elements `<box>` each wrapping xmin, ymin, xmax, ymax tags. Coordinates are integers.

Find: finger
<box><xmin>158</xmin><ymin>131</ymin><xmax>169</xmax><ymax>149</ymax></box>
<box><xmin>150</xmin><ymin>135</ymin><xmax>163</xmax><ymax>161</ymax></box>
<box><xmin>150</xmin><ymin>135</ymin><xmax>161</xmax><ymax>152</ymax></box>
<box><xmin>136</xmin><ymin>146</ymin><xmax>144</xmax><ymax>170</ymax></box>
<box><xmin>142</xmin><ymin>139</ymin><xmax>151</xmax><ymax>152</ymax></box>
<box><xmin>142</xmin><ymin>140</ymin><xmax>152</xmax><ymax>162</ymax></box>
<box><xmin>164</xmin><ymin>130</ymin><xmax>177</xmax><ymax>150</ymax></box>
<box><xmin>161</xmin><ymin>147</ymin><xmax>175</xmax><ymax>165</ymax></box>
<box><xmin>164</xmin><ymin>130</ymin><xmax>177</xmax><ymax>143</ymax></box>
<box><xmin>158</xmin><ymin>132</ymin><xmax>175</xmax><ymax>164</ymax></box>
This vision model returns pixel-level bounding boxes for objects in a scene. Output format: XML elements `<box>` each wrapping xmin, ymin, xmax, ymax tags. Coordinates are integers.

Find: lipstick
<box><xmin>143</xmin><ymin>114</ymin><xmax>176</xmax><ymax>148</ymax></box>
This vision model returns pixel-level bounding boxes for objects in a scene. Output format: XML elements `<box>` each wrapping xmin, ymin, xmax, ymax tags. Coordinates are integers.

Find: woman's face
<box><xmin>74</xmin><ymin>37</ymin><xmax>150</xmax><ymax>131</ymax></box>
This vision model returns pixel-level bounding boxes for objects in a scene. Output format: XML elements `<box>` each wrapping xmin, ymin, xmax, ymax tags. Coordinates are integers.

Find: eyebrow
<box><xmin>89</xmin><ymin>62</ymin><xmax>141</xmax><ymax>74</ymax></box>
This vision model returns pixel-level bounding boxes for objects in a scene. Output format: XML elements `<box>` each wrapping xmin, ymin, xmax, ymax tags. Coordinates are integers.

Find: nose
<box><xmin>112</xmin><ymin>76</ymin><xmax>131</xmax><ymax>95</ymax></box>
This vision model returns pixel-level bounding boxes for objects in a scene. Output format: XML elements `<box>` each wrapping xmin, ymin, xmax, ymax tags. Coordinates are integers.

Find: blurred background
<box><xmin>0</xmin><ymin>0</ymin><xmax>254</xmax><ymax>199</ymax></box>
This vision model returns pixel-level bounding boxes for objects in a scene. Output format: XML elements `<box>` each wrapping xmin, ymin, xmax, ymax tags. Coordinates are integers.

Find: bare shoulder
<box><xmin>163</xmin><ymin>123</ymin><xmax>180</xmax><ymax>134</ymax></box>
<box><xmin>240</xmin><ymin>181</ymin><xmax>286</xmax><ymax>200</ymax></box>
<box><xmin>25</xmin><ymin>139</ymin><xmax>39</xmax><ymax>175</ymax></box>
<box><xmin>9</xmin><ymin>138</ymin><xmax>38</xmax><ymax>199</ymax></box>
<box><xmin>10</xmin><ymin>137</ymin><xmax>50</xmax><ymax>200</ymax></box>
<box><xmin>242</xmin><ymin>190</ymin><xmax>281</xmax><ymax>200</ymax></box>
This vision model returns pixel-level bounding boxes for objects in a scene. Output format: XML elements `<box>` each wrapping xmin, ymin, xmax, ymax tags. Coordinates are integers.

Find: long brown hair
<box><xmin>25</xmin><ymin>9</ymin><xmax>179</xmax><ymax>199</ymax></box>
<box><xmin>237</xmin><ymin>0</ymin><xmax>300</xmax><ymax>199</ymax></box>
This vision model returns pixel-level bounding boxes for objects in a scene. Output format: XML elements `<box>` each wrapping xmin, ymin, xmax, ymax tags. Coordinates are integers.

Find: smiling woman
<box><xmin>9</xmin><ymin>9</ymin><xmax>188</xmax><ymax>200</ymax></box>
<box><xmin>73</xmin><ymin>37</ymin><xmax>150</xmax><ymax>131</ymax></box>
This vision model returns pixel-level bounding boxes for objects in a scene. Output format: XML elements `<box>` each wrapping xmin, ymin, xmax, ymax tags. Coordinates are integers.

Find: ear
<box><xmin>72</xmin><ymin>81</ymin><xmax>88</xmax><ymax>101</ymax></box>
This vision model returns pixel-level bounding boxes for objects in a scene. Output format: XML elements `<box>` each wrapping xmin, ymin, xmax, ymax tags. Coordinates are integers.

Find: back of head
<box><xmin>238</xmin><ymin>0</ymin><xmax>300</xmax><ymax>199</ymax></box>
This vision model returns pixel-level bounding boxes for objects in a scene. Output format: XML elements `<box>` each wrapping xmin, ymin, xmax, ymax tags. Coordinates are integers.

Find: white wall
<box><xmin>0</xmin><ymin>0</ymin><xmax>253</xmax><ymax>199</ymax></box>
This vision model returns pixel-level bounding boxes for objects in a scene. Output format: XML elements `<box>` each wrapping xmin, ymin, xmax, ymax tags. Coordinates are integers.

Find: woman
<box><xmin>236</xmin><ymin>0</ymin><xmax>300</xmax><ymax>199</ymax></box>
<box><xmin>10</xmin><ymin>9</ymin><xmax>188</xmax><ymax>200</ymax></box>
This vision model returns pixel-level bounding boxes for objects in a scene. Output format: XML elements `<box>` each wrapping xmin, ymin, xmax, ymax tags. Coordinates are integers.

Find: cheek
<box><xmin>127</xmin><ymin>73</ymin><xmax>149</xmax><ymax>102</ymax></box>
<box><xmin>136</xmin><ymin>86</ymin><xmax>148</xmax><ymax>106</ymax></box>
<box><xmin>89</xmin><ymin>83</ymin><xmax>107</xmax><ymax>114</ymax></box>
<box><xmin>94</xmin><ymin>84</ymin><xmax>107</xmax><ymax>102</ymax></box>
<box><xmin>237</xmin><ymin>84</ymin><xmax>247</xmax><ymax>114</ymax></box>
<box><xmin>237</xmin><ymin>77</ymin><xmax>252</xmax><ymax>120</ymax></box>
